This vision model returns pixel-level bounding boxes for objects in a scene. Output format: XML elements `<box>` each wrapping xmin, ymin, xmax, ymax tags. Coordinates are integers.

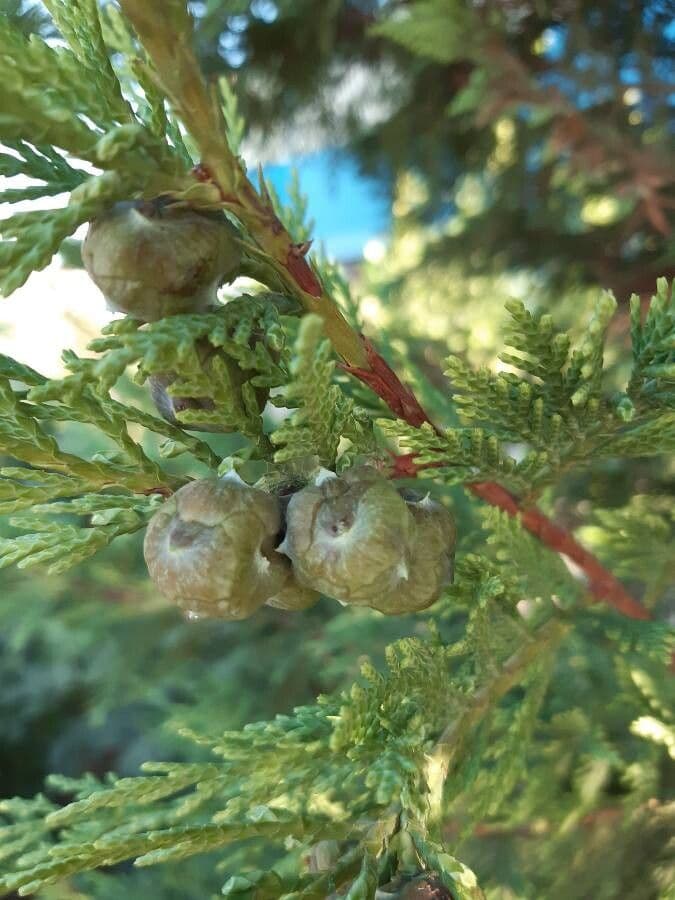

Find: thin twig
<box><xmin>468</xmin><ymin>481</ymin><xmax>650</xmax><ymax>620</ymax></box>
<box><xmin>426</xmin><ymin>619</ymin><xmax>569</xmax><ymax>827</ymax></box>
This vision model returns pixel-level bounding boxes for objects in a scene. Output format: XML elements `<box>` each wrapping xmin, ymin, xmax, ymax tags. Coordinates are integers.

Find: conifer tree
<box><xmin>0</xmin><ymin>2</ymin><xmax>673</xmax><ymax>898</ymax></box>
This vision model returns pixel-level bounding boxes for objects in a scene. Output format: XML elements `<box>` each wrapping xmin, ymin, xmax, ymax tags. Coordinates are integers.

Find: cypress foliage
<box><xmin>0</xmin><ymin>3</ymin><xmax>672</xmax><ymax>898</ymax></box>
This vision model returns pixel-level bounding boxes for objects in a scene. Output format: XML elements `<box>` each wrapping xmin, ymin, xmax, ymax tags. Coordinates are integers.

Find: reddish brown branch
<box><xmin>285</xmin><ymin>249</ymin><xmax>323</xmax><ymax>297</ymax></box>
<box><xmin>469</xmin><ymin>481</ymin><xmax>650</xmax><ymax>620</ymax></box>
<box><xmin>141</xmin><ymin>485</ymin><xmax>174</xmax><ymax>498</ymax></box>
<box><xmin>341</xmin><ymin>336</ymin><xmax>433</xmax><ymax>428</ymax></box>
<box><xmin>346</xmin><ymin>351</ymin><xmax>651</xmax><ymax>623</ymax></box>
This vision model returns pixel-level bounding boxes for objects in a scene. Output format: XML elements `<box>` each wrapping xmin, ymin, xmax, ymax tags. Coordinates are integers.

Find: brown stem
<box><xmin>389</xmin><ymin>453</ymin><xmax>649</xmax><ymax>618</ymax></box>
<box><xmin>350</xmin><ymin>390</ymin><xmax>650</xmax><ymax>623</ymax></box>
<box><xmin>340</xmin><ymin>336</ymin><xmax>432</xmax><ymax>427</ymax></box>
<box><xmin>140</xmin><ymin>485</ymin><xmax>174</xmax><ymax>498</ymax></box>
<box><xmin>467</xmin><ymin>481</ymin><xmax>650</xmax><ymax>620</ymax></box>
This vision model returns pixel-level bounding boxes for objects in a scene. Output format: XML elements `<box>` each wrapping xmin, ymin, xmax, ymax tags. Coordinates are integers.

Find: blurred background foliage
<box><xmin>0</xmin><ymin>1</ymin><xmax>673</xmax><ymax>897</ymax></box>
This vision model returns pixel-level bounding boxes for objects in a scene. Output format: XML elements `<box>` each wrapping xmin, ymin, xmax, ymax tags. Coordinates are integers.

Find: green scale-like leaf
<box><xmin>271</xmin><ymin>314</ymin><xmax>372</xmax><ymax>468</ymax></box>
<box><xmin>381</xmin><ymin>285</ymin><xmax>675</xmax><ymax>496</ymax></box>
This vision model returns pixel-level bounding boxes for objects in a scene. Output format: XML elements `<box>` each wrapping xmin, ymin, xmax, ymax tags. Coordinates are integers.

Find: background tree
<box><xmin>193</xmin><ymin>0</ymin><xmax>675</xmax><ymax>295</ymax></box>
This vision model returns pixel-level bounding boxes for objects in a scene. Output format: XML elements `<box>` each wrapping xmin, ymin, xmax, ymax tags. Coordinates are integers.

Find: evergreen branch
<box><xmin>468</xmin><ymin>482</ymin><xmax>651</xmax><ymax>621</ymax></box>
<box><xmin>578</xmin><ymin>497</ymin><xmax>675</xmax><ymax>609</ymax></box>
<box><xmin>0</xmin><ymin>14</ymin><xmax>127</xmax><ymax>127</ymax></box>
<box><xmin>411</xmin><ymin>835</ymin><xmax>485</xmax><ymax>900</ymax></box>
<box><xmin>381</xmin><ymin>276</ymin><xmax>675</xmax><ymax>626</ymax></box>
<box><xmin>0</xmin><ymin>496</ymin><xmax>157</xmax><ymax>576</ymax></box>
<box><xmin>99</xmin><ymin>2</ymin><xmax>180</xmax><ymax>153</ymax></box>
<box><xmin>0</xmin><ymin>356</ymin><xmax>185</xmax><ymax>523</ymax></box>
<box><xmin>386</xmin><ymin>442</ymin><xmax>651</xmax><ymax>622</ymax></box>
<box><xmin>0</xmin><ymin>468</ymin><xmax>97</xmax><ymax>515</ymax></box>
<box><xmin>0</xmin><ymin>171</ymin><xmax>131</xmax><ymax>295</ymax></box>
<box><xmin>34</xmin><ymin>297</ymin><xmax>288</xmax><ymax>448</ymax></box>
<box><xmin>110</xmin><ymin>0</ymin><xmax>456</xmax><ymax>452</ymax></box>
<box><xmin>0</xmin><ymin>607</ymin><xmax>566</xmax><ymax>895</ymax></box>
<box><xmin>0</xmin><ymin>818</ymin><xmax>349</xmax><ymax>896</ymax></box>
<box><xmin>42</xmin><ymin>0</ymin><xmax>131</xmax><ymax>124</ymax></box>
<box><xmin>218</xmin><ymin>76</ymin><xmax>246</xmax><ymax>157</ymax></box>
<box><xmin>116</xmin><ymin>0</ymin><xmax>370</xmax><ymax>371</ymax></box>
<box><xmin>0</xmin><ymin>85</ymin><xmax>98</xmax><ymax>157</ymax></box>
<box><xmin>426</xmin><ymin>618</ymin><xmax>569</xmax><ymax>825</ymax></box>
<box><xmin>0</xmin><ymin>4</ymin><xmax>670</xmax><ymax>895</ymax></box>
<box><xmin>285</xmin><ymin>845</ymin><xmax>365</xmax><ymax>899</ymax></box>
<box><xmin>233</xmin><ymin>130</ymin><xmax>654</xmax><ymax>621</ymax></box>
<box><xmin>270</xmin><ymin>315</ymin><xmax>362</xmax><ymax>467</ymax></box>
<box><xmin>0</xmin><ymin>141</ymin><xmax>83</xmax><ymax>186</ymax></box>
